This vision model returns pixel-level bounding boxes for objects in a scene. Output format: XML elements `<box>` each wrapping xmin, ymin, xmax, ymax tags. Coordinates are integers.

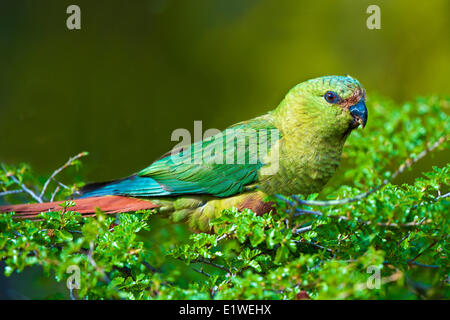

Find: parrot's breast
<box><xmin>257</xmin><ymin>133</ymin><xmax>346</xmax><ymax>196</ymax></box>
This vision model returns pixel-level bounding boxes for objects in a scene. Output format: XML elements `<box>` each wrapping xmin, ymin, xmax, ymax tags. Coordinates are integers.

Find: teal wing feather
<box><xmin>140</xmin><ymin>115</ymin><xmax>280</xmax><ymax>197</ymax></box>
<box><xmin>81</xmin><ymin>115</ymin><xmax>280</xmax><ymax>198</ymax></box>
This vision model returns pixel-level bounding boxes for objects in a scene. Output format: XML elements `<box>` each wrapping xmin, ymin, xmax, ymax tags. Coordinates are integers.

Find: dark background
<box><xmin>0</xmin><ymin>0</ymin><xmax>449</xmax><ymax>300</ymax></box>
<box><xmin>0</xmin><ymin>0</ymin><xmax>449</xmax><ymax>184</ymax></box>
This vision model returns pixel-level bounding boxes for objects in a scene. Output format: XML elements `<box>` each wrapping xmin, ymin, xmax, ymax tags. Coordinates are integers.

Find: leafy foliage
<box><xmin>0</xmin><ymin>96</ymin><xmax>449</xmax><ymax>299</ymax></box>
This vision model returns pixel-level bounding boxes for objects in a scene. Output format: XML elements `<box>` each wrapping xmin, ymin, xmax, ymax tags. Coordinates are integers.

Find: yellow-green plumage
<box><xmin>81</xmin><ymin>75</ymin><xmax>368</xmax><ymax>231</ymax></box>
<box><xmin>259</xmin><ymin>75</ymin><xmax>364</xmax><ymax>195</ymax></box>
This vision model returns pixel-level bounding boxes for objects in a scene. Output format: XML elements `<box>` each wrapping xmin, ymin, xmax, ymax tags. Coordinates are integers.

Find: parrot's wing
<box><xmin>137</xmin><ymin>115</ymin><xmax>280</xmax><ymax>197</ymax></box>
<box><xmin>80</xmin><ymin>115</ymin><xmax>281</xmax><ymax>198</ymax></box>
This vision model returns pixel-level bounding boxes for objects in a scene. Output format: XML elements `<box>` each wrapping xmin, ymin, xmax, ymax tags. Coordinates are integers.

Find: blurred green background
<box><xmin>0</xmin><ymin>0</ymin><xmax>448</xmax><ymax>184</ymax></box>
<box><xmin>0</xmin><ymin>0</ymin><xmax>449</xmax><ymax>300</ymax></box>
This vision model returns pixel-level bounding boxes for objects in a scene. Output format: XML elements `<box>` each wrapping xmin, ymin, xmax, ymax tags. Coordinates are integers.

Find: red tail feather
<box><xmin>0</xmin><ymin>196</ymin><xmax>160</xmax><ymax>219</ymax></box>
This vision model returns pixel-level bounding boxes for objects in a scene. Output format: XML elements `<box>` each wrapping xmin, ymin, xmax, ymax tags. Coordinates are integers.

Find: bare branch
<box><xmin>292</xmin><ymin>136</ymin><xmax>446</xmax><ymax>207</ymax></box>
<box><xmin>0</xmin><ymin>152</ymin><xmax>87</xmax><ymax>204</ymax></box>
<box><xmin>436</xmin><ymin>192</ymin><xmax>450</xmax><ymax>201</ymax></box>
<box><xmin>295</xmin><ymin>226</ymin><xmax>313</xmax><ymax>234</ymax></box>
<box><xmin>1</xmin><ymin>165</ymin><xmax>43</xmax><ymax>203</ymax></box>
<box><xmin>192</xmin><ymin>267</ymin><xmax>211</xmax><ymax>277</ymax></box>
<box><xmin>408</xmin><ymin>239</ymin><xmax>439</xmax><ymax>264</ymax></box>
<box><xmin>190</xmin><ymin>257</ymin><xmax>232</xmax><ymax>273</ymax></box>
<box><xmin>40</xmin><ymin>152</ymin><xmax>88</xmax><ymax>199</ymax></box>
<box><xmin>294</xmin><ymin>239</ymin><xmax>333</xmax><ymax>253</ymax></box>
<box><xmin>53</xmin><ymin>179</ymin><xmax>70</xmax><ymax>190</ymax></box>
<box><xmin>87</xmin><ymin>241</ymin><xmax>111</xmax><ymax>284</ymax></box>
<box><xmin>50</xmin><ymin>186</ymin><xmax>61</xmax><ymax>202</ymax></box>
<box><xmin>216</xmin><ymin>226</ymin><xmax>236</xmax><ymax>242</ymax></box>
<box><xmin>407</xmin><ymin>261</ymin><xmax>440</xmax><ymax>269</ymax></box>
<box><xmin>280</xmin><ymin>191</ymin><xmax>434</xmax><ymax>230</ymax></box>
<box><xmin>0</xmin><ymin>189</ymin><xmax>23</xmax><ymax>197</ymax></box>
<box><xmin>293</xmin><ymin>205</ymin><xmax>432</xmax><ymax>229</ymax></box>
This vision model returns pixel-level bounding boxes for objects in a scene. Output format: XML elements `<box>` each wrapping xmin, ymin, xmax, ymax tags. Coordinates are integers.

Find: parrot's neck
<box><xmin>258</xmin><ymin>99</ymin><xmax>352</xmax><ymax>195</ymax></box>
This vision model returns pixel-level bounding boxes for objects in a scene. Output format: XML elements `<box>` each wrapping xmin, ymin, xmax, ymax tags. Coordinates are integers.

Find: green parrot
<box><xmin>1</xmin><ymin>75</ymin><xmax>367</xmax><ymax>231</ymax></box>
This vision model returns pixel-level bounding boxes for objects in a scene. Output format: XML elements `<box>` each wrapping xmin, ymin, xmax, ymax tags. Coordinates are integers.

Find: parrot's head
<box><xmin>276</xmin><ymin>75</ymin><xmax>368</xmax><ymax>139</ymax></box>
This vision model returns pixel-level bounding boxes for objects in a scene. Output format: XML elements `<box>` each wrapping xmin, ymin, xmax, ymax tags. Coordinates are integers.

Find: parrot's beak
<box><xmin>349</xmin><ymin>99</ymin><xmax>368</xmax><ymax>129</ymax></box>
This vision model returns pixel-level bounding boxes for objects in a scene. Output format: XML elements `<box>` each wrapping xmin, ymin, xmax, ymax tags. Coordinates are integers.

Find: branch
<box><xmin>50</xmin><ymin>186</ymin><xmax>61</xmax><ymax>202</ymax></box>
<box><xmin>0</xmin><ymin>189</ymin><xmax>23</xmax><ymax>197</ymax></box>
<box><xmin>407</xmin><ymin>261</ymin><xmax>440</xmax><ymax>269</ymax></box>
<box><xmin>436</xmin><ymin>192</ymin><xmax>450</xmax><ymax>201</ymax></box>
<box><xmin>1</xmin><ymin>152</ymin><xmax>88</xmax><ymax>204</ymax></box>
<box><xmin>292</xmin><ymin>136</ymin><xmax>446</xmax><ymax>207</ymax></box>
<box><xmin>1</xmin><ymin>165</ymin><xmax>43</xmax><ymax>203</ymax></box>
<box><xmin>39</xmin><ymin>152</ymin><xmax>88</xmax><ymax>199</ymax></box>
<box><xmin>190</xmin><ymin>256</ymin><xmax>232</xmax><ymax>273</ymax></box>
<box><xmin>280</xmin><ymin>194</ymin><xmax>433</xmax><ymax>230</ymax></box>
<box><xmin>295</xmin><ymin>225</ymin><xmax>313</xmax><ymax>234</ymax></box>
<box><xmin>294</xmin><ymin>239</ymin><xmax>333</xmax><ymax>253</ymax></box>
<box><xmin>191</xmin><ymin>267</ymin><xmax>211</xmax><ymax>277</ymax></box>
<box><xmin>87</xmin><ymin>241</ymin><xmax>111</xmax><ymax>284</ymax></box>
<box><xmin>407</xmin><ymin>239</ymin><xmax>439</xmax><ymax>264</ymax></box>
<box><xmin>216</xmin><ymin>226</ymin><xmax>236</xmax><ymax>242</ymax></box>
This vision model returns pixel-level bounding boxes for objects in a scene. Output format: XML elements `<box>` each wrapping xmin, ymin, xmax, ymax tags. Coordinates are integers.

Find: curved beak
<box><xmin>349</xmin><ymin>99</ymin><xmax>368</xmax><ymax>129</ymax></box>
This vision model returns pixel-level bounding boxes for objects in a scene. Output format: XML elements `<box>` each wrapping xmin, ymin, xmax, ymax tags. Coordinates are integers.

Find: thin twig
<box><xmin>294</xmin><ymin>208</ymin><xmax>323</xmax><ymax>217</ymax></box>
<box><xmin>292</xmin><ymin>136</ymin><xmax>446</xmax><ymax>207</ymax></box>
<box><xmin>191</xmin><ymin>257</ymin><xmax>231</xmax><ymax>273</ymax></box>
<box><xmin>40</xmin><ymin>152</ymin><xmax>88</xmax><ymax>199</ymax></box>
<box><xmin>407</xmin><ymin>261</ymin><xmax>440</xmax><ymax>269</ymax></box>
<box><xmin>294</xmin><ymin>239</ymin><xmax>333</xmax><ymax>253</ymax></box>
<box><xmin>295</xmin><ymin>226</ymin><xmax>313</xmax><ymax>234</ymax></box>
<box><xmin>142</xmin><ymin>261</ymin><xmax>159</xmax><ymax>273</ymax></box>
<box><xmin>280</xmin><ymin>191</ymin><xmax>433</xmax><ymax>229</ymax></box>
<box><xmin>53</xmin><ymin>179</ymin><xmax>70</xmax><ymax>190</ymax></box>
<box><xmin>192</xmin><ymin>267</ymin><xmax>211</xmax><ymax>277</ymax></box>
<box><xmin>436</xmin><ymin>192</ymin><xmax>450</xmax><ymax>201</ymax></box>
<box><xmin>293</xmin><ymin>204</ymin><xmax>432</xmax><ymax>229</ymax></box>
<box><xmin>407</xmin><ymin>239</ymin><xmax>439</xmax><ymax>264</ymax></box>
<box><xmin>1</xmin><ymin>165</ymin><xmax>43</xmax><ymax>203</ymax></box>
<box><xmin>0</xmin><ymin>189</ymin><xmax>23</xmax><ymax>197</ymax></box>
<box><xmin>216</xmin><ymin>226</ymin><xmax>236</xmax><ymax>242</ymax></box>
<box><xmin>87</xmin><ymin>241</ymin><xmax>111</xmax><ymax>283</ymax></box>
<box><xmin>50</xmin><ymin>186</ymin><xmax>61</xmax><ymax>202</ymax></box>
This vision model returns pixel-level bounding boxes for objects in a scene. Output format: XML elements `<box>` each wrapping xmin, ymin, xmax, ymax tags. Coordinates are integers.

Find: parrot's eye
<box><xmin>324</xmin><ymin>91</ymin><xmax>339</xmax><ymax>104</ymax></box>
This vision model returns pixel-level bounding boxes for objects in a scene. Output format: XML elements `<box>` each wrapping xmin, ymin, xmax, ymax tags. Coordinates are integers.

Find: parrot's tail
<box><xmin>0</xmin><ymin>196</ymin><xmax>160</xmax><ymax>219</ymax></box>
